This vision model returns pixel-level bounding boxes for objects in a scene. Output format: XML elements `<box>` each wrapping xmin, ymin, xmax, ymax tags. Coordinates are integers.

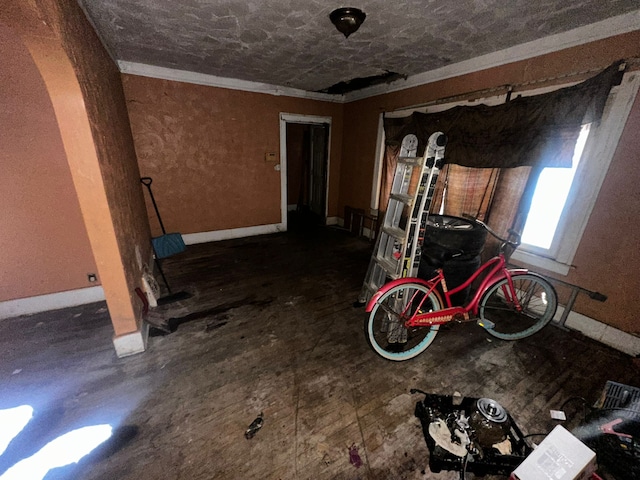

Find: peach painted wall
<box><xmin>339</xmin><ymin>31</ymin><xmax>640</xmax><ymax>335</ymax></box>
<box><xmin>122</xmin><ymin>75</ymin><xmax>343</xmax><ymax>235</ymax></box>
<box><xmin>0</xmin><ymin>21</ymin><xmax>98</xmax><ymax>301</ymax></box>
<box><xmin>47</xmin><ymin>0</ymin><xmax>154</xmax><ymax>334</ymax></box>
<box><xmin>565</xmin><ymin>93</ymin><xmax>640</xmax><ymax>334</ymax></box>
<box><xmin>1</xmin><ymin>0</ymin><xmax>153</xmax><ymax>335</ymax></box>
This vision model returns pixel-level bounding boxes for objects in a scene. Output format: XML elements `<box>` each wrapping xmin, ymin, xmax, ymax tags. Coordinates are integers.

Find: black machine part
<box><xmin>414</xmin><ymin>392</ymin><xmax>532</xmax><ymax>476</ymax></box>
<box><xmin>476</xmin><ymin>398</ymin><xmax>508</xmax><ymax>423</ymax></box>
<box><xmin>470</xmin><ymin>398</ymin><xmax>510</xmax><ymax>447</ymax></box>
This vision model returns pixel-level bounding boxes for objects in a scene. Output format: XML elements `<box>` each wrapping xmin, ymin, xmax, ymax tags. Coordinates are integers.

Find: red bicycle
<box><xmin>365</xmin><ymin>217</ymin><xmax>558</xmax><ymax>361</ymax></box>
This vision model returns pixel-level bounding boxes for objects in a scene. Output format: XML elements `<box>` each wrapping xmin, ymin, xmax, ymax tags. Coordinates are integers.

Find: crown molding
<box><xmin>117</xmin><ymin>10</ymin><xmax>639</xmax><ymax>104</ymax></box>
<box><xmin>118</xmin><ymin>61</ymin><xmax>343</xmax><ymax>103</ymax></box>
<box><xmin>343</xmin><ymin>9</ymin><xmax>640</xmax><ymax>102</ymax></box>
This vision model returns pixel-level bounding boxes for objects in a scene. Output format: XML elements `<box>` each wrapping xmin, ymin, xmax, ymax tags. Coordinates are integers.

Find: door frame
<box><xmin>279</xmin><ymin>113</ymin><xmax>332</xmax><ymax>230</ymax></box>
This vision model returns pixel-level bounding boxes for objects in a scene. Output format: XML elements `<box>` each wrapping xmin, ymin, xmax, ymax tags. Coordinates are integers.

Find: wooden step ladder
<box><xmin>357</xmin><ymin>132</ymin><xmax>447</xmax><ymax>304</ymax></box>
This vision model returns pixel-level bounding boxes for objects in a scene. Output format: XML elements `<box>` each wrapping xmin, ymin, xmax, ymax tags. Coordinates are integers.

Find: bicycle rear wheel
<box><xmin>479</xmin><ymin>273</ymin><xmax>557</xmax><ymax>340</ymax></box>
<box><xmin>366</xmin><ymin>283</ymin><xmax>442</xmax><ymax>361</ymax></box>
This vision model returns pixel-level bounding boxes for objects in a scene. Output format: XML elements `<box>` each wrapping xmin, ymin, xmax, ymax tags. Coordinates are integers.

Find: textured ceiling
<box><xmin>78</xmin><ymin>0</ymin><xmax>639</xmax><ymax>93</ymax></box>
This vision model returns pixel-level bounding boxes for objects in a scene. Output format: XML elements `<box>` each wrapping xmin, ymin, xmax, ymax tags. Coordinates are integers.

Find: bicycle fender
<box><xmin>365</xmin><ymin>277</ymin><xmax>436</xmax><ymax>312</ymax></box>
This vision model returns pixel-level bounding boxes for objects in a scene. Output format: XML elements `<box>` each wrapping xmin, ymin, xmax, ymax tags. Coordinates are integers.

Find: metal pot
<box><xmin>469</xmin><ymin>398</ymin><xmax>510</xmax><ymax>447</ymax></box>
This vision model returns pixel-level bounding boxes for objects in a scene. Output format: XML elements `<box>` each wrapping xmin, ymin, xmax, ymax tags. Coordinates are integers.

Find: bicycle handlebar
<box><xmin>461</xmin><ymin>214</ymin><xmax>521</xmax><ymax>249</ymax></box>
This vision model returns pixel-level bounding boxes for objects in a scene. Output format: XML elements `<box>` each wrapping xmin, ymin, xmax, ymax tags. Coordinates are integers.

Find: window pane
<box><xmin>521</xmin><ymin>125</ymin><xmax>590</xmax><ymax>249</ymax></box>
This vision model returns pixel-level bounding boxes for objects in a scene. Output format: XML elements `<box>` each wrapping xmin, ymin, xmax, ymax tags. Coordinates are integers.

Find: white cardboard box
<box><xmin>511</xmin><ymin>425</ymin><xmax>596</xmax><ymax>480</ymax></box>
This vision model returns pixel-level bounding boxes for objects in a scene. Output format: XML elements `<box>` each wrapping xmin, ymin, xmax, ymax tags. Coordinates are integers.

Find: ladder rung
<box><xmin>381</xmin><ymin>226</ymin><xmax>406</xmax><ymax>239</ymax></box>
<box><xmin>389</xmin><ymin>193</ymin><xmax>412</xmax><ymax>204</ymax></box>
<box><xmin>365</xmin><ymin>282</ymin><xmax>380</xmax><ymax>295</ymax></box>
<box><xmin>397</xmin><ymin>156</ymin><xmax>422</xmax><ymax>166</ymax></box>
<box><xmin>359</xmin><ymin>131</ymin><xmax>446</xmax><ymax>305</ymax></box>
<box><xmin>374</xmin><ymin>255</ymin><xmax>400</xmax><ymax>278</ymax></box>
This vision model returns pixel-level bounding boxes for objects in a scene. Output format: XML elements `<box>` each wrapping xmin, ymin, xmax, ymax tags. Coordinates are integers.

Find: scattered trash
<box><xmin>428</xmin><ymin>418</ymin><xmax>468</xmax><ymax>457</ymax></box>
<box><xmin>550</xmin><ymin>409</ymin><xmax>567</xmax><ymax>421</ymax></box>
<box><xmin>12</xmin><ymin>369</ymin><xmax>22</xmax><ymax>375</ymax></box>
<box><xmin>493</xmin><ymin>437</ymin><xmax>512</xmax><ymax>455</ymax></box>
<box><xmin>348</xmin><ymin>444</ymin><xmax>362</xmax><ymax>468</ymax></box>
<box><xmin>244</xmin><ymin>413</ymin><xmax>264</xmax><ymax>439</ymax></box>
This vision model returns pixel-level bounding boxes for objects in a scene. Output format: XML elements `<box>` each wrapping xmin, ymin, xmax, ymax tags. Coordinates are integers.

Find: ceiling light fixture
<box><xmin>329</xmin><ymin>7</ymin><xmax>366</xmax><ymax>38</ymax></box>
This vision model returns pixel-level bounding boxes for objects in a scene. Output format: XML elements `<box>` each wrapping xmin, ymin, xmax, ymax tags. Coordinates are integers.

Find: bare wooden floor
<box><xmin>1</xmin><ymin>225</ymin><xmax>639</xmax><ymax>479</ymax></box>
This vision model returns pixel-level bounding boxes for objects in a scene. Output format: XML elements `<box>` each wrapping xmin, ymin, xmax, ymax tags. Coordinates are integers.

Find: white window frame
<box><xmin>519</xmin><ymin>123</ymin><xmax>590</xmax><ymax>251</ymax></box>
<box><xmin>512</xmin><ymin>71</ymin><xmax>640</xmax><ymax>275</ymax></box>
<box><xmin>372</xmin><ymin>70</ymin><xmax>640</xmax><ymax>276</ymax></box>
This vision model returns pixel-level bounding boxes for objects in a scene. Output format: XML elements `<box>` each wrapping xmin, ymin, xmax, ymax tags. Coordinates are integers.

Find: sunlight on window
<box><xmin>521</xmin><ymin>125</ymin><xmax>591</xmax><ymax>249</ymax></box>
<box><xmin>0</xmin><ymin>424</ymin><xmax>112</xmax><ymax>480</ymax></box>
<box><xmin>0</xmin><ymin>406</ymin><xmax>33</xmax><ymax>456</ymax></box>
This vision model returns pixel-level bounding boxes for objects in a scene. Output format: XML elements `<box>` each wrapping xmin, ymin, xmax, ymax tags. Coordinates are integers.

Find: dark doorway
<box><xmin>285</xmin><ymin>122</ymin><xmax>329</xmax><ymax>229</ymax></box>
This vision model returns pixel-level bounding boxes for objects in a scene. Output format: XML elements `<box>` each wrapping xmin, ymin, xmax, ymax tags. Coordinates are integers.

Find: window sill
<box><xmin>510</xmin><ymin>249</ymin><xmax>571</xmax><ymax>276</ymax></box>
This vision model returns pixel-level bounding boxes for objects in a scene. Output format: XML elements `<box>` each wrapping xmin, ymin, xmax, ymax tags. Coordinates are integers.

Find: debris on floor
<box><xmin>146</xmin><ymin>295</ymin><xmax>274</xmax><ymax>336</ymax></box>
<box><xmin>244</xmin><ymin>413</ymin><xmax>264</xmax><ymax>439</ymax></box>
<box><xmin>348</xmin><ymin>444</ymin><xmax>362</xmax><ymax>468</ymax></box>
<box><xmin>414</xmin><ymin>391</ymin><xmax>531</xmax><ymax>476</ymax></box>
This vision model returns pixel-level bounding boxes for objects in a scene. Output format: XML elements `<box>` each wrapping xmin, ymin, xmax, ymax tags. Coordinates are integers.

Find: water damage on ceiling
<box><xmin>317</xmin><ymin>71</ymin><xmax>407</xmax><ymax>95</ymax></box>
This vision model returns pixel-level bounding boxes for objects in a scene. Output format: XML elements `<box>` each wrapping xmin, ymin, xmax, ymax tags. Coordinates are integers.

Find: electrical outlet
<box><xmin>87</xmin><ymin>273</ymin><xmax>97</xmax><ymax>282</ymax></box>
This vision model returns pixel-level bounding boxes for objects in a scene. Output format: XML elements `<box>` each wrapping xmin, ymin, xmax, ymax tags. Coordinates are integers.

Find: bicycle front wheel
<box><xmin>479</xmin><ymin>273</ymin><xmax>557</xmax><ymax>340</ymax></box>
<box><xmin>366</xmin><ymin>283</ymin><xmax>442</xmax><ymax>361</ymax></box>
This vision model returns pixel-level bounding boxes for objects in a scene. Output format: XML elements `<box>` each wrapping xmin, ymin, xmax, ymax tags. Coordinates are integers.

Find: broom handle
<box><xmin>140</xmin><ymin>177</ymin><xmax>167</xmax><ymax>234</ymax></box>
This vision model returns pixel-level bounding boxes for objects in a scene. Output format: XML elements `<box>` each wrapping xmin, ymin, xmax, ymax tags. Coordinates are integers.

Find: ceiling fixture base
<box><xmin>329</xmin><ymin>8</ymin><xmax>366</xmax><ymax>38</ymax></box>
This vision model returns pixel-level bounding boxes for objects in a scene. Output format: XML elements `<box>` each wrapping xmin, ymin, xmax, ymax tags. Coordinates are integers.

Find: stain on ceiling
<box><xmin>78</xmin><ymin>0</ymin><xmax>639</xmax><ymax>94</ymax></box>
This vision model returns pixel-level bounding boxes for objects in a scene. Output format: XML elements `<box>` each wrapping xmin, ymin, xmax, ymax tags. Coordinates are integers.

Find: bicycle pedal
<box><xmin>477</xmin><ymin>318</ymin><xmax>495</xmax><ymax>330</ymax></box>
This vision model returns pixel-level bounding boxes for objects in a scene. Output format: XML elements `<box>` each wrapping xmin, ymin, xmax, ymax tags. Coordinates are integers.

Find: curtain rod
<box><xmin>386</xmin><ymin>57</ymin><xmax>639</xmax><ymax>114</ymax></box>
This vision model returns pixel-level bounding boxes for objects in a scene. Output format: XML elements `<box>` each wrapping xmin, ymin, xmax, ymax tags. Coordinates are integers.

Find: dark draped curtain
<box><xmin>378</xmin><ymin>61</ymin><xmax>624</xmax><ymax>247</ymax></box>
<box><xmin>383</xmin><ymin>60</ymin><xmax>623</xmax><ymax>169</ymax></box>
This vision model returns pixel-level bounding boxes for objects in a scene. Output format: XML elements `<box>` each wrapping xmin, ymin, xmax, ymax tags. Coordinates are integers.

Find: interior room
<box><xmin>1</xmin><ymin>1</ymin><xmax>640</xmax><ymax>478</ymax></box>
